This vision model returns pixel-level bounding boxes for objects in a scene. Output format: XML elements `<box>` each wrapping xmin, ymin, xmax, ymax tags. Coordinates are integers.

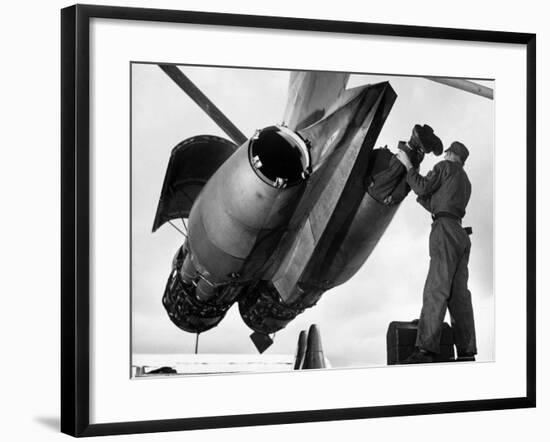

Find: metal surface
<box><xmin>162</xmin><ymin>246</ymin><xmax>244</xmax><ymax>333</ymax></box>
<box><xmin>270</xmin><ymin>82</ymin><xmax>397</xmax><ymax>303</ymax></box>
<box><xmin>152</xmin><ymin>135</ymin><xmax>237</xmax><ymax>231</ymax></box>
<box><xmin>155</xmin><ymin>72</ymin><xmax>407</xmax><ymax>341</ymax></box>
<box><xmin>159</xmin><ymin>64</ymin><xmax>248</xmax><ymax>144</ymax></box>
<box><xmin>185</xmin><ymin>129</ymin><xmax>310</xmax><ymax>286</ymax></box>
<box><xmin>294</xmin><ymin>330</ymin><xmax>308</xmax><ymax>369</ymax></box>
<box><xmin>302</xmin><ymin>324</ymin><xmax>326</xmax><ymax>369</ymax></box>
<box><xmin>426</xmin><ymin>77</ymin><xmax>494</xmax><ymax>100</ymax></box>
<box><xmin>238</xmin><ymin>280</ymin><xmax>323</xmax><ymax>334</ymax></box>
<box><xmin>314</xmin><ymin>192</ymin><xmax>400</xmax><ymax>288</ymax></box>
<box><xmin>249</xmin><ymin>332</ymin><xmax>274</xmax><ymax>354</ymax></box>
<box><xmin>283</xmin><ymin>71</ymin><xmax>349</xmax><ymax>130</ymax></box>
<box><xmin>249</xmin><ymin>125</ymin><xmax>311</xmax><ymax>187</ymax></box>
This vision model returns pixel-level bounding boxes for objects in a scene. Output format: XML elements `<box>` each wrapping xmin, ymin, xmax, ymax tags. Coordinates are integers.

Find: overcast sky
<box><xmin>131</xmin><ymin>63</ymin><xmax>494</xmax><ymax>368</ymax></box>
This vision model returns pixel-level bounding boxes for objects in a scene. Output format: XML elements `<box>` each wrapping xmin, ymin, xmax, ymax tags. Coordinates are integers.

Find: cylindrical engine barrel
<box><xmin>302</xmin><ymin>147</ymin><xmax>405</xmax><ymax>290</ymax></box>
<box><xmin>324</xmin><ymin>192</ymin><xmax>399</xmax><ymax>287</ymax></box>
<box><xmin>187</xmin><ymin>125</ymin><xmax>311</xmax><ymax>285</ymax></box>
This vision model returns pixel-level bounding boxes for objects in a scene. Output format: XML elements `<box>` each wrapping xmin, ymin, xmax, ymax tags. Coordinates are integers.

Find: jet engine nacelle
<box><xmin>162</xmin><ymin>246</ymin><xmax>243</xmax><ymax>333</ymax></box>
<box><xmin>170</xmin><ymin>126</ymin><xmax>311</xmax><ymax>308</ymax></box>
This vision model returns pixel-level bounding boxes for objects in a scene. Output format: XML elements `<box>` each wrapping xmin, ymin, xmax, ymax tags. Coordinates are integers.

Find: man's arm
<box><xmin>395</xmin><ymin>150</ymin><xmax>445</xmax><ymax>197</ymax></box>
<box><xmin>406</xmin><ymin>164</ymin><xmax>444</xmax><ymax>197</ymax></box>
<box><xmin>416</xmin><ymin>195</ymin><xmax>432</xmax><ymax>212</ymax></box>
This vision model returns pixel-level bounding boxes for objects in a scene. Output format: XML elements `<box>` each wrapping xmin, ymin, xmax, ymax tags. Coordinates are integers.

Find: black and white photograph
<box><xmin>131</xmin><ymin>63</ymin><xmax>494</xmax><ymax>375</ymax></box>
<box><xmin>0</xmin><ymin>0</ymin><xmax>543</xmax><ymax>439</ymax></box>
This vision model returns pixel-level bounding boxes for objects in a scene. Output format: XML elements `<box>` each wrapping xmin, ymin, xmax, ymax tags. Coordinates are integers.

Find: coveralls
<box><xmin>406</xmin><ymin>160</ymin><xmax>477</xmax><ymax>356</ymax></box>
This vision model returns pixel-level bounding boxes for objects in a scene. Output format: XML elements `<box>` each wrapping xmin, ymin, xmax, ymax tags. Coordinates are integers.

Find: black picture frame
<box><xmin>61</xmin><ymin>4</ymin><xmax>536</xmax><ymax>437</ymax></box>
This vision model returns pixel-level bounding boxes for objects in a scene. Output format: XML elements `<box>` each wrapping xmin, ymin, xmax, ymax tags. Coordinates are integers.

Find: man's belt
<box><xmin>432</xmin><ymin>212</ymin><xmax>462</xmax><ymax>223</ymax></box>
<box><xmin>432</xmin><ymin>212</ymin><xmax>473</xmax><ymax>235</ymax></box>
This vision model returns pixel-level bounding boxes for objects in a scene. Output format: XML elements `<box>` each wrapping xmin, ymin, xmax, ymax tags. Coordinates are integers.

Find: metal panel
<box><xmin>271</xmin><ymin>82</ymin><xmax>397</xmax><ymax>303</ymax></box>
<box><xmin>283</xmin><ymin>71</ymin><xmax>349</xmax><ymax>130</ymax></box>
<box><xmin>272</xmin><ymin>218</ymin><xmax>315</xmax><ymax>297</ymax></box>
<box><xmin>152</xmin><ymin>135</ymin><xmax>237</xmax><ymax>231</ymax></box>
<box><xmin>159</xmin><ymin>64</ymin><xmax>248</xmax><ymax>145</ymax></box>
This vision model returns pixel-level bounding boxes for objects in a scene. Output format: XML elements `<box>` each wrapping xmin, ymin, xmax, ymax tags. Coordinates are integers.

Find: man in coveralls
<box><xmin>396</xmin><ymin>141</ymin><xmax>477</xmax><ymax>364</ymax></box>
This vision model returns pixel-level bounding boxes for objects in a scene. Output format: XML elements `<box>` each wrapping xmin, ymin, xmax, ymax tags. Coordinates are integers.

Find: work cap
<box><xmin>446</xmin><ymin>141</ymin><xmax>470</xmax><ymax>164</ymax></box>
<box><xmin>411</xmin><ymin>124</ymin><xmax>443</xmax><ymax>156</ymax></box>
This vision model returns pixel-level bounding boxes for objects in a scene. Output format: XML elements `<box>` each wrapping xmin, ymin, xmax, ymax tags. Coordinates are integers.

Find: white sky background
<box><xmin>131</xmin><ymin>63</ymin><xmax>494</xmax><ymax>368</ymax></box>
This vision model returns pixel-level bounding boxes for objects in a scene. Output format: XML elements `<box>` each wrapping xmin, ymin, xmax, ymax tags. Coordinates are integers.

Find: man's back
<box><xmin>409</xmin><ymin>160</ymin><xmax>471</xmax><ymax>219</ymax></box>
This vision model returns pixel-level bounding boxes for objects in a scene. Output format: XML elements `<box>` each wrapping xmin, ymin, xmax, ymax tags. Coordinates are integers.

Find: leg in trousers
<box><xmin>448</xmin><ymin>238</ymin><xmax>477</xmax><ymax>355</ymax></box>
<box><xmin>416</xmin><ymin>220</ymin><xmax>462</xmax><ymax>354</ymax></box>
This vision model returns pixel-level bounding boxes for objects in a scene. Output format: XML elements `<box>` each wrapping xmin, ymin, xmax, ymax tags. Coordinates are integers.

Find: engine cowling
<box><xmin>162</xmin><ymin>246</ymin><xmax>244</xmax><ymax>333</ymax></box>
<box><xmin>238</xmin><ymin>280</ymin><xmax>323</xmax><ymax>335</ymax></box>
<box><xmin>184</xmin><ymin>125</ymin><xmax>311</xmax><ymax>299</ymax></box>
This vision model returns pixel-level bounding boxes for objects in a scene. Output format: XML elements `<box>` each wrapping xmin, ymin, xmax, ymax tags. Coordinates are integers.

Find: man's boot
<box><xmin>401</xmin><ymin>348</ymin><xmax>435</xmax><ymax>364</ymax></box>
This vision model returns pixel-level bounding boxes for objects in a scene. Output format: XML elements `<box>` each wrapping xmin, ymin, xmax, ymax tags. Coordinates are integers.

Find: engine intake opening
<box><xmin>249</xmin><ymin>125</ymin><xmax>311</xmax><ymax>187</ymax></box>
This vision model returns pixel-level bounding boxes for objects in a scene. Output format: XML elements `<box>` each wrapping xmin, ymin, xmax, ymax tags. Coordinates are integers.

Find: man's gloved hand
<box><xmin>396</xmin><ymin>150</ymin><xmax>413</xmax><ymax>170</ymax></box>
